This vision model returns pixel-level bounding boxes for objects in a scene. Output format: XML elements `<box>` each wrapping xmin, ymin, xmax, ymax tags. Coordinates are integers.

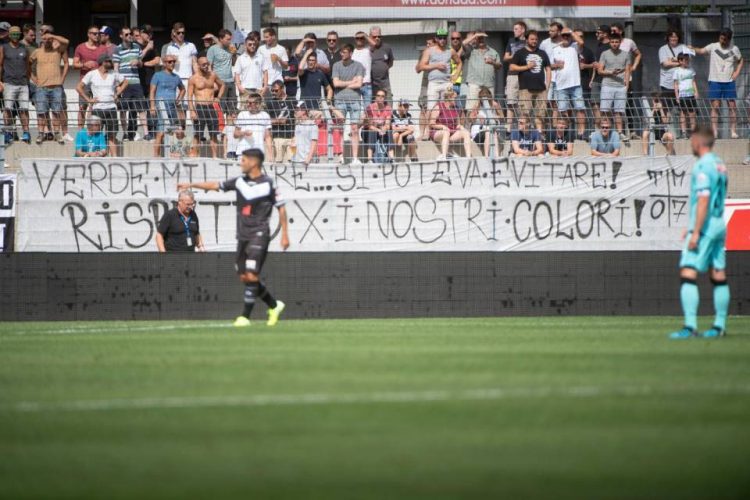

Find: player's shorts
<box><xmin>235</xmin><ymin>229</ymin><xmax>270</xmax><ymax>275</ymax></box>
<box><xmin>194</xmin><ymin>104</ymin><xmax>219</xmax><ymax>139</ymax></box>
<box><xmin>679</xmin><ymin>231</ymin><xmax>726</xmax><ymax>273</ymax></box>
<box><xmin>708</xmin><ymin>81</ymin><xmax>737</xmax><ymax>101</ymax></box>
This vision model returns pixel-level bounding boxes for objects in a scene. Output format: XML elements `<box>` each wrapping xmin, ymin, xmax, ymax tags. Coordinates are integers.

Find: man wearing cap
<box><xmin>0</xmin><ymin>22</ymin><xmax>11</xmax><ymax>45</ymax></box>
<box><xmin>29</xmin><ymin>25</ymin><xmax>69</xmax><ymax>145</ymax></box>
<box><xmin>77</xmin><ymin>53</ymin><xmax>128</xmax><ymax>156</ymax></box>
<box><xmin>114</xmin><ymin>26</ymin><xmax>147</xmax><ymax>142</ymax></box>
<box><xmin>417</xmin><ymin>28</ymin><xmax>461</xmax><ymax>107</ymax></box>
<box><xmin>73</xmin><ymin>25</ymin><xmax>108</xmax><ymax>129</ymax></box>
<box><xmin>74</xmin><ymin>115</ymin><xmax>107</xmax><ymax>157</ymax></box>
<box><xmin>99</xmin><ymin>26</ymin><xmax>116</xmax><ymax>56</ymax></box>
<box><xmin>392</xmin><ymin>99</ymin><xmax>417</xmax><ymax>161</ymax></box>
<box><xmin>201</xmin><ymin>33</ymin><xmax>217</xmax><ymax>51</ymax></box>
<box><xmin>0</xmin><ymin>25</ymin><xmax>32</xmax><ymax>144</ymax></box>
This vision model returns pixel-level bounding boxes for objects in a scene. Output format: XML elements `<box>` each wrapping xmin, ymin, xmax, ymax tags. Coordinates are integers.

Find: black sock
<box><xmin>258</xmin><ymin>281</ymin><xmax>278</xmax><ymax>309</ymax></box>
<box><xmin>242</xmin><ymin>282</ymin><xmax>259</xmax><ymax>318</ymax></box>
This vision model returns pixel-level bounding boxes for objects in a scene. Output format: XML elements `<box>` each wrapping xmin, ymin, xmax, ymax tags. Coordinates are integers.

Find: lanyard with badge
<box><xmin>180</xmin><ymin>214</ymin><xmax>193</xmax><ymax>247</ymax></box>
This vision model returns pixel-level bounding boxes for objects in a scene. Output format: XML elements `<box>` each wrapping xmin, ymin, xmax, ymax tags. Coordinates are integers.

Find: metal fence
<box><xmin>1</xmin><ymin>91</ymin><xmax>748</xmax><ymax>162</ymax></box>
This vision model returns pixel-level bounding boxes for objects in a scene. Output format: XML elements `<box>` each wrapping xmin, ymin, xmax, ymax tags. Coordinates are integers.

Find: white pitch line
<box><xmin>3</xmin><ymin>322</ymin><xmax>233</xmax><ymax>336</ymax></box>
<box><xmin>6</xmin><ymin>385</ymin><xmax>750</xmax><ymax>413</ymax></box>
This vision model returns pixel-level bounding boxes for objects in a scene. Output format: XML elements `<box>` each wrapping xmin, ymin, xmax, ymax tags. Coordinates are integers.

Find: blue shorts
<box><xmin>555</xmin><ymin>85</ymin><xmax>585</xmax><ymax>112</ymax></box>
<box><xmin>155</xmin><ymin>100</ymin><xmax>179</xmax><ymax>133</ymax></box>
<box><xmin>679</xmin><ymin>231</ymin><xmax>726</xmax><ymax>273</ymax></box>
<box><xmin>708</xmin><ymin>81</ymin><xmax>737</xmax><ymax>100</ymax></box>
<box><xmin>335</xmin><ymin>99</ymin><xmax>362</xmax><ymax>124</ymax></box>
<box><xmin>35</xmin><ymin>86</ymin><xmax>63</xmax><ymax>114</ymax></box>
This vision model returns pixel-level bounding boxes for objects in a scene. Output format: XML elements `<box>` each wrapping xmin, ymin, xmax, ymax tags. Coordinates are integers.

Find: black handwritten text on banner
<box><xmin>18</xmin><ymin>157</ymin><xmax>691</xmax><ymax>252</ymax></box>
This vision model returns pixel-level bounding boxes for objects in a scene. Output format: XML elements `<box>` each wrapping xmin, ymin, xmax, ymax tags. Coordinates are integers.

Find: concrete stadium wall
<box><xmin>1</xmin><ymin>252</ymin><xmax>748</xmax><ymax>321</ymax></box>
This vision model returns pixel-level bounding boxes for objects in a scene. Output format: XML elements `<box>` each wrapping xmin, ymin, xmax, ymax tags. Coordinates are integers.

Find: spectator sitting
<box><xmin>673</xmin><ymin>53</ymin><xmax>698</xmax><ymax>138</ymax></box>
<box><xmin>642</xmin><ymin>92</ymin><xmax>675</xmax><ymax>156</ymax></box>
<box><xmin>510</xmin><ymin>114</ymin><xmax>544</xmax><ymax>157</ymax></box>
<box><xmin>291</xmin><ymin>102</ymin><xmax>318</xmax><ymax>165</ymax></box>
<box><xmin>169</xmin><ymin>128</ymin><xmax>198</xmax><ymax>158</ymax></box>
<box><xmin>222</xmin><ymin>110</ymin><xmax>240</xmax><ymax>159</ymax></box>
<box><xmin>74</xmin><ymin>115</ymin><xmax>107</xmax><ymax>157</ymax></box>
<box><xmin>363</xmin><ymin>89</ymin><xmax>394</xmax><ymax>164</ymax></box>
<box><xmin>392</xmin><ymin>99</ymin><xmax>417</xmax><ymax>161</ymax></box>
<box><xmin>428</xmin><ymin>89</ymin><xmax>472</xmax><ymax>160</ymax></box>
<box><xmin>590</xmin><ymin>118</ymin><xmax>620</xmax><ymax>157</ymax></box>
<box><xmin>468</xmin><ymin>86</ymin><xmax>504</xmax><ymax>157</ymax></box>
<box><xmin>546</xmin><ymin>117</ymin><xmax>575</xmax><ymax>157</ymax></box>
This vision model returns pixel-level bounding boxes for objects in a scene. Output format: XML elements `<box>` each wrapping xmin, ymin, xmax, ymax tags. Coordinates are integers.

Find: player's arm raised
<box><xmin>177</xmin><ymin>181</ymin><xmax>221</xmax><ymax>191</ymax></box>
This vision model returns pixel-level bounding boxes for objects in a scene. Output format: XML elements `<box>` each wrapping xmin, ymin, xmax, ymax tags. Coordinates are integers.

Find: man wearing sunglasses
<box><xmin>589</xmin><ymin>118</ymin><xmax>620</xmax><ymax>157</ymax></box>
<box><xmin>73</xmin><ymin>25</ymin><xmax>107</xmax><ymax>129</ymax></box>
<box><xmin>149</xmin><ymin>56</ymin><xmax>185</xmax><ymax>157</ymax></box>
<box><xmin>368</xmin><ymin>26</ymin><xmax>394</xmax><ymax>100</ymax></box>
<box><xmin>259</xmin><ymin>28</ymin><xmax>289</xmax><ymax>98</ymax></box>
<box><xmin>0</xmin><ymin>26</ymin><xmax>32</xmax><ymax>144</ymax></box>
<box><xmin>114</xmin><ymin>26</ymin><xmax>148</xmax><ymax>142</ymax></box>
<box><xmin>165</xmin><ymin>22</ymin><xmax>198</xmax><ymax>127</ymax></box>
<box><xmin>323</xmin><ymin>31</ymin><xmax>342</xmax><ymax>68</ymax></box>
<box><xmin>234</xmin><ymin>34</ymin><xmax>268</xmax><ymax>106</ymax></box>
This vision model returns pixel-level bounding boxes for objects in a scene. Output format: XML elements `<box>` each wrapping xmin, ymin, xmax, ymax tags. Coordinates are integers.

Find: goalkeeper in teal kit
<box><xmin>670</xmin><ymin>125</ymin><xmax>730</xmax><ymax>339</ymax></box>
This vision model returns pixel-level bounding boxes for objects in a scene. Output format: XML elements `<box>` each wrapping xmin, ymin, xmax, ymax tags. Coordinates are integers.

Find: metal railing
<box><xmin>1</xmin><ymin>91</ymin><xmax>748</xmax><ymax>162</ymax></box>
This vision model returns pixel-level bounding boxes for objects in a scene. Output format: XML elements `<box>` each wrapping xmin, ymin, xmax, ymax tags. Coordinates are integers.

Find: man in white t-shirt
<box><xmin>352</xmin><ymin>31</ymin><xmax>373</xmax><ymax>103</ymax></box>
<box><xmin>234</xmin><ymin>35</ymin><xmax>269</xmax><ymax>106</ymax></box>
<box><xmin>259</xmin><ymin>27</ymin><xmax>288</xmax><ymax>88</ymax></box>
<box><xmin>234</xmin><ymin>92</ymin><xmax>273</xmax><ymax>160</ymax></box>
<box><xmin>76</xmin><ymin>53</ymin><xmax>128</xmax><ymax>156</ymax></box>
<box><xmin>551</xmin><ymin>28</ymin><xmax>586</xmax><ymax>138</ymax></box>
<box><xmin>540</xmin><ymin>22</ymin><xmax>563</xmax><ymax>102</ymax></box>
<box><xmin>691</xmin><ymin>28</ymin><xmax>744</xmax><ymax>139</ymax></box>
<box><xmin>164</xmin><ymin>22</ymin><xmax>197</xmax><ymax>128</ymax></box>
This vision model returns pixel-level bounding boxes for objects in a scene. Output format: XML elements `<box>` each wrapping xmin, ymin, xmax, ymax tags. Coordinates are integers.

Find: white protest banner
<box><xmin>0</xmin><ymin>173</ymin><xmax>16</xmax><ymax>253</ymax></box>
<box><xmin>18</xmin><ymin>156</ymin><xmax>691</xmax><ymax>252</ymax></box>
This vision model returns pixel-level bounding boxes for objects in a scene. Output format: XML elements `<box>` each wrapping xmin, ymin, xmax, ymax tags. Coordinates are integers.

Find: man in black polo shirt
<box><xmin>156</xmin><ymin>190</ymin><xmax>205</xmax><ymax>252</ymax></box>
<box><xmin>265</xmin><ymin>79</ymin><xmax>295</xmax><ymax>160</ymax></box>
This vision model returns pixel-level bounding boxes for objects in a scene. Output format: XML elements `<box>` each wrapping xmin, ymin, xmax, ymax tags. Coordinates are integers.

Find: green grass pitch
<box><xmin>1</xmin><ymin>317</ymin><xmax>749</xmax><ymax>499</ymax></box>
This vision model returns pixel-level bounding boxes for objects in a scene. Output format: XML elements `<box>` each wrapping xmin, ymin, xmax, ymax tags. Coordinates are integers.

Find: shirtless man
<box><xmin>188</xmin><ymin>55</ymin><xmax>225</xmax><ymax>158</ymax></box>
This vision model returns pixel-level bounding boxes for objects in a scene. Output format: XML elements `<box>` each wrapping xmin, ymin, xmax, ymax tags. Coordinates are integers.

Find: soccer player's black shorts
<box><xmin>194</xmin><ymin>104</ymin><xmax>219</xmax><ymax>139</ymax></box>
<box><xmin>235</xmin><ymin>229</ymin><xmax>270</xmax><ymax>275</ymax></box>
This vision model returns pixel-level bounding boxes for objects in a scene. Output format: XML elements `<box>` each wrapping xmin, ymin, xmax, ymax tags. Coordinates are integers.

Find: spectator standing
<box><xmin>598</xmin><ymin>33</ymin><xmax>631</xmax><ymax>142</ymax></box>
<box><xmin>0</xmin><ymin>25</ymin><xmax>32</xmax><ymax>143</ymax></box>
<box><xmin>323</xmin><ymin>31</ymin><xmax>342</xmax><ymax>68</ymax></box>
<box><xmin>352</xmin><ymin>31</ymin><xmax>373</xmax><ymax>104</ymax></box>
<box><xmin>540</xmin><ymin>22</ymin><xmax>564</xmax><ymax>121</ymax></box>
<box><xmin>294</xmin><ymin>33</ymin><xmax>330</xmax><ymax>74</ymax></box>
<box><xmin>552</xmin><ymin>28</ymin><xmax>586</xmax><ymax>139</ymax></box>
<box><xmin>149</xmin><ymin>55</ymin><xmax>185</xmax><ymax>157</ymax></box>
<box><xmin>590</xmin><ymin>118</ymin><xmax>621</xmax><ymax>157</ymax></box>
<box><xmin>392</xmin><ymin>99</ymin><xmax>417</xmax><ymax>161</ymax></box>
<box><xmin>363</xmin><ymin>89</ymin><xmax>394</xmax><ymax>163</ymax></box>
<box><xmin>674</xmin><ymin>53</ymin><xmax>698</xmax><ymax>137</ymax></box>
<box><xmin>72</xmin><ymin>25</ymin><xmax>107</xmax><ymax>129</ymax></box>
<box><xmin>416</xmin><ymin>37</ymin><xmax>435</xmax><ymax>140</ymax></box>
<box><xmin>503</xmin><ymin>21</ymin><xmax>527</xmax><ymax>131</ymax></box>
<box><xmin>282</xmin><ymin>45</ymin><xmax>299</xmax><ymax>99</ymax></box>
<box><xmin>165</xmin><ymin>22</ymin><xmax>198</xmax><ymax>127</ymax></box>
<box><xmin>332</xmin><ymin>43</ymin><xmax>365</xmax><ymax>165</ymax></box>
<box><xmin>510</xmin><ymin>114</ymin><xmax>544</xmax><ymax>156</ymax></box>
<box><xmin>208</xmin><ymin>29</ymin><xmax>237</xmax><ymax>114</ymax></box>
<box><xmin>113</xmin><ymin>26</ymin><xmax>147</xmax><ymax>142</ymax></box>
<box><xmin>417</xmin><ymin>28</ymin><xmax>461</xmax><ymax>108</ymax></box>
<box><xmin>188</xmin><ymin>55</ymin><xmax>225</xmax><ymax>158</ymax></box>
<box><xmin>369</xmin><ymin>26</ymin><xmax>394</xmax><ymax>100</ymax></box>
<box><xmin>428</xmin><ymin>89</ymin><xmax>471</xmax><ymax>160</ymax></box>
<box><xmin>138</xmin><ymin>25</ymin><xmax>160</xmax><ymax>141</ymax></box>
<box><xmin>29</xmin><ymin>26</ymin><xmax>69</xmax><ymax>145</ymax></box>
<box><xmin>658</xmin><ymin>30</ymin><xmax>687</xmax><ymax>115</ymax></box>
<box><xmin>298</xmin><ymin>51</ymin><xmax>333</xmax><ymax>110</ymax></box>
<box><xmin>234</xmin><ymin>92</ymin><xmax>273</xmax><ymax>160</ymax></box>
<box><xmin>98</xmin><ymin>26</ymin><xmax>116</xmax><ymax>56</ymax></box>
<box><xmin>546</xmin><ymin>117</ymin><xmax>575</xmax><ymax>156</ymax></box>
<box><xmin>449</xmin><ymin>30</ymin><xmax>466</xmax><ymax>99</ymax></box>
<box><xmin>574</xmin><ymin>28</ymin><xmax>595</xmax><ymax>106</ymax></box>
<box><xmin>77</xmin><ymin>53</ymin><xmax>128</xmax><ymax>157</ymax></box>
<box><xmin>610</xmin><ymin>23</ymin><xmax>642</xmax><ymax>140</ymax></box>
<box><xmin>265</xmin><ymin>80</ymin><xmax>295</xmax><ymax>161</ymax></box>
<box><xmin>509</xmin><ymin>30</ymin><xmax>550</xmax><ymax>133</ymax></box>
<box><xmin>590</xmin><ymin>25</ymin><xmax>611</xmax><ymax>129</ymax></box>
<box><xmin>259</xmin><ymin>28</ymin><xmax>289</xmax><ymax>95</ymax></box>
<box><xmin>156</xmin><ymin>190</ymin><xmax>204</xmax><ymax>253</ymax></box>
<box><xmin>691</xmin><ymin>28</ymin><xmax>744</xmax><ymax>139</ymax></box>
<box><xmin>234</xmin><ymin>35</ymin><xmax>268</xmax><ymax>106</ymax></box>
<box><xmin>74</xmin><ymin>115</ymin><xmax>107</xmax><ymax>157</ymax></box>
<box><xmin>201</xmin><ymin>33</ymin><xmax>217</xmax><ymax>52</ymax></box>
<box><xmin>462</xmin><ymin>32</ymin><xmax>501</xmax><ymax>101</ymax></box>
<box><xmin>291</xmin><ymin>102</ymin><xmax>318</xmax><ymax>165</ymax></box>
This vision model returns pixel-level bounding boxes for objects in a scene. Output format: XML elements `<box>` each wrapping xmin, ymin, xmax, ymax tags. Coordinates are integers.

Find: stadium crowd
<box><xmin>0</xmin><ymin>19</ymin><xmax>746</xmax><ymax>163</ymax></box>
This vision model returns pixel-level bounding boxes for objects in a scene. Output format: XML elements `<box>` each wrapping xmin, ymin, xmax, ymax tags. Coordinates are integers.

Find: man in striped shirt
<box><xmin>113</xmin><ymin>26</ymin><xmax>147</xmax><ymax>141</ymax></box>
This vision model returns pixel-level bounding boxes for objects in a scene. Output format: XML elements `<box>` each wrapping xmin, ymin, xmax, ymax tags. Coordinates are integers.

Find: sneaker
<box><xmin>622</xmin><ymin>137</ymin><xmax>631</xmax><ymax>147</ymax></box>
<box><xmin>142</xmin><ymin>133</ymin><xmax>154</xmax><ymax>141</ymax></box>
<box><xmin>12</xmin><ymin>132</ymin><xmax>19</xmax><ymax>142</ymax></box>
<box><xmin>63</xmin><ymin>133</ymin><xmax>74</xmax><ymax>143</ymax></box>
<box><xmin>679</xmin><ymin>131</ymin><xmax>688</xmax><ymax>140</ymax></box>
<box><xmin>668</xmin><ymin>326</ymin><xmax>698</xmax><ymax>340</ymax></box>
<box><xmin>133</xmin><ymin>133</ymin><xmax>143</xmax><ymax>142</ymax></box>
<box><xmin>45</xmin><ymin>132</ymin><xmax>53</xmax><ymax>141</ymax></box>
<box><xmin>701</xmin><ymin>326</ymin><xmax>726</xmax><ymax>339</ymax></box>
<box><xmin>21</xmin><ymin>132</ymin><xmax>31</xmax><ymax>144</ymax></box>
<box><xmin>350</xmin><ymin>158</ymin><xmax>362</xmax><ymax>166</ymax></box>
<box><xmin>35</xmin><ymin>134</ymin><xmax>44</xmax><ymax>145</ymax></box>
<box><xmin>3</xmin><ymin>132</ymin><xmax>13</xmax><ymax>144</ymax></box>
<box><xmin>730</xmin><ymin>132</ymin><xmax>739</xmax><ymax>139</ymax></box>
<box><xmin>267</xmin><ymin>300</ymin><xmax>286</xmax><ymax>327</ymax></box>
<box><xmin>123</xmin><ymin>136</ymin><xmax>132</xmax><ymax>142</ymax></box>
<box><xmin>743</xmin><ymin>156</ymin><xmax>750</xmax><ymax>166</ymax></box>
<box><xmin>436</xmin><ymin>154</ymin><xmax>447</xmax><ymax>161</ymax></box>
<box><xmin>576</xmin><ymin>133</ymin><xmax>587</xmax><ymax>142</ymax></box>
<box><xmin>232</xmin><ymin>316</ymin><xmax>251</xmax><ymax>328</ymax></box>
<box><xmin>55</xmin><ymin>133</ymin><xmax>65</xmax><ymax>145</ymax></box>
